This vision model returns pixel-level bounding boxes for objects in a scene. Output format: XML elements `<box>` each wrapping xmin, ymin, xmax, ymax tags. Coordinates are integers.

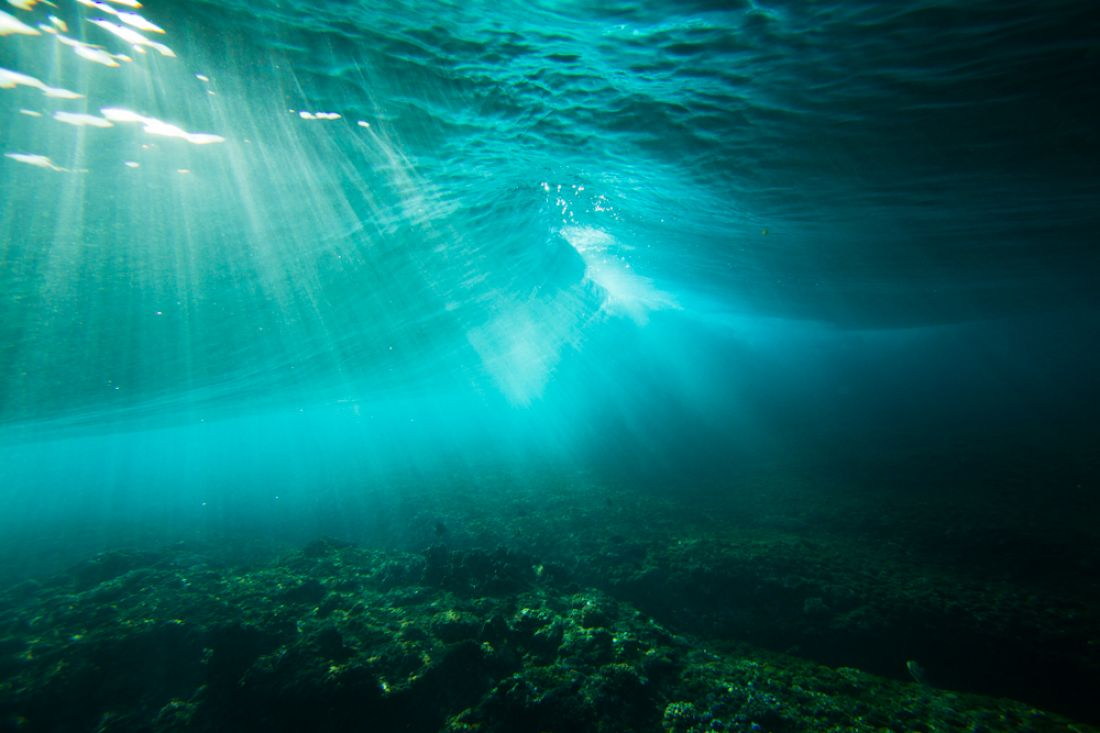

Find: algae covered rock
<box><xmin>0</xmin><ymin>537</ymin><xmax>1096</xmax><ymax>733</ymax></box>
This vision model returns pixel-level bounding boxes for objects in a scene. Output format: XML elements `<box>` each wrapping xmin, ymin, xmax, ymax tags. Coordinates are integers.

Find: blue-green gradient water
<box><xmin>1</xmin><ymin>1</ymin><xmax>1098</xmax><ymax>558</ymax></box>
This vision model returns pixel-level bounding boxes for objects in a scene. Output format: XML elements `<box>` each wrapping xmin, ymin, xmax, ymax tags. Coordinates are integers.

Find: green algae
<box><xmin>0</xmin><ymin>537</ymin><xmax>1094</xmax><ymax>733</ymax></box>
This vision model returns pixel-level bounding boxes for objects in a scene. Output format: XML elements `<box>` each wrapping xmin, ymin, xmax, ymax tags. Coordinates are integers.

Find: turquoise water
<box><xmin>4</xmin><ymin>0</ymin><xmax>1098</xmax><ymax>411</ymax></box>
<box><xmin>1</xmin><ymin>1</ymin><xmax>1099</xmax><ymax>727</ymax></box>
<box><xmin>1</xmin><ymin>0</ymin><xmax>1098</xmax><ymax>575</ymax></box>
<box><xmin>3</xmin><ymin>0</ymin><xmax>1096</xmax><ymax>475</ymax></box>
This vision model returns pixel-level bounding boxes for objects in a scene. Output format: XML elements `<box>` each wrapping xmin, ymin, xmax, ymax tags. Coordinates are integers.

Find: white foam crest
<box><xmin>53</xmin><ymin>110</ymin><xmax>113</xmax><ymax>127</ymax></box>
<box><xmin>5</xmin><ymin>152</ymin><xmax>66</xmax><ymax>171</ymax></box>
<box><xmin>561</xmin><ymin>225</ymin><xmax>677</xmax><ymax>324</ymax></box>
<box><xmin>56</xmin><ymin>33</ymin><xmax>131</xmax><ymax>67</ymax></box>
<box><xmin>89</xmin><ymin>18</ymin><xmax>174</xmax><ymax>56</ymax></box>
<box><xmin>0</xmin><ymin>9</ymin><xmax>39</xmax><ymax>36</ymax></box>
<box><xmin>101</xmin><ymin>106</ymin><xmax>225</xmax><ymax>144</ymax></box>
<box><xmin>0</xmin><ymin>67</ymin><xmax>83</xmax><ymax>98</ymax></box>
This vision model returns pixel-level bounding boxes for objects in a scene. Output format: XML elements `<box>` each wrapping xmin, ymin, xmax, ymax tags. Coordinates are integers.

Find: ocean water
<box><xmin>1</xmin><ymin>1</ymin><xmax>1099</xmax><ymax>730</ymax></box>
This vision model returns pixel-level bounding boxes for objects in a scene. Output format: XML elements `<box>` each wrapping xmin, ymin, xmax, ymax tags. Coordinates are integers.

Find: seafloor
<box><xmin>1</xmin><ymin>459</ymin><xmax>1097</xmax><ymax>733</ymax></box>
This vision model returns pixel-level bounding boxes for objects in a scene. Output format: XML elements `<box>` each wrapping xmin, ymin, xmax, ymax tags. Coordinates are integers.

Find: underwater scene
<box><xmin>1</xmin><ymin>0</ymin><xmax>1099</xmax><ymax>730</ymax></box>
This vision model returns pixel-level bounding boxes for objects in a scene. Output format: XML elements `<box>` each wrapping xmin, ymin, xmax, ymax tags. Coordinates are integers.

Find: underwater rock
<box><xmin>574</xmin><ymin>595</ymin><xmax>615</xmax><ymax>629</ymax></box>
<box><xmin>479</xmin><ymin>613</ymin><xmax>511</xmax><ymax>645</ymax></box>
<box><xmin>279</xmin><ymin>578</ymin><xmax>326</xmax><ymax>604</ymax></box>
<box><xmin>0</xmin><ymin>539</ymin><xmax>1095</xmax><ymax>733</ymax></box>
<box><xmin>301</xmin><ymin>537</ymin><xmax>353</xmax><ymax>559</ymax></box>
<box><xmin>69</xmin><ymin>549</ymin><xmax>165</xmax><ymax>589</ymax></box>
<box><xmin>559</xmin><ymin>627</ymin><xmax>615</xmax><ymax>666</ymax></box>
<box><xmin>204</xmin><ymin>623</ymin><xmax>280</xmax><ymax>689</ymax></box>
<box><xmin>662</xmin><ymin>701</ymin><xmax>704</xmax><ymax>732</ymax></box>
<box><xmin>422</xmin><ymin>545</ymin><xmax>538</xmax><ymax>595</ymax></box>
<box><xmin>431</xmin><ymin>609</ymin><xmax>481</xmax><ymax>643</ymax></box>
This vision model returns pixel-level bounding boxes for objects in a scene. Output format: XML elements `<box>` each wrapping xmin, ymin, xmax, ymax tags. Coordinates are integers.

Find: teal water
<box><xmin>2</xmin><ymin>0</ymin><xmax>1098</xmax><ymax>548</ymax></box>
<box><xmin>2</xmin><ymin>0</ymin><xmax>1098</xmax><ymax>545</ymax></box>
<box><xmin>1</xmin><ymin>1</ymin><xmax>1099</xmax><ymax>725</ymax></box>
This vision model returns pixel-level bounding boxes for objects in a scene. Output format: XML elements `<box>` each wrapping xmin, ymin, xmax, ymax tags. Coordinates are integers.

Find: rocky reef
<box><xmin>0</xmin><ymin>533</ymin><xmax>1094</xmax><ymax>733</ymax></box>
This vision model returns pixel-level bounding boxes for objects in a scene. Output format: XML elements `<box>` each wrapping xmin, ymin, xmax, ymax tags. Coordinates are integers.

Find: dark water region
<box><xmin>2</xmin><ymin>0</ymin><xmax>1099</xmax><ymax>730</ymax></box>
